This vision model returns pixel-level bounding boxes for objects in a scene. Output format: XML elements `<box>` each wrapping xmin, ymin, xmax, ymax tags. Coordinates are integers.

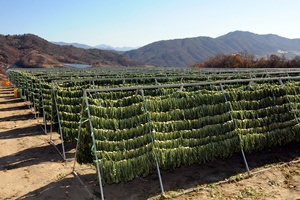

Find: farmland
<box><xmin>0</xmin><ymin>67</ymin><xmax>300</xmax><ymax>199</ymax></box>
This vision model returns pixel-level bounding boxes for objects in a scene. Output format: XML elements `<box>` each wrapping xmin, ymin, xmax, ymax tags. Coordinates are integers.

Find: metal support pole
<box><xmin>31</xmin><ymin>81</ymin><xmax>37</xmax><ymax>118</ymax></box>
<box><xmin>39</xmin><ymin>80</ymin><xmax>47</xmax><ymax>133</ymax></box>
<box><xmin>84</xmin><ymin>90</ymin><xmax>104</xmax><ymax>200</ymax></box>
<box><xmin>26</xmin><ymin>75</ymin><xmax>30</xmax><ymax>103</ymax></box>
<box><xmin>140</xmin><ymin>89</ymin><xmax>165</xmax><ymax>195</ymax></box>
<box><xmin>265</xmin><ymin>71</ymin><xmax>270</xmax><ymax>78</ymax></box>
<box><xmin>73</xmin><ymin>95</ymin><xmax>91</xmax><ymax>170</ymax></box>
<box><xmin>155</xmin><ymin>78</ymin><xmax>158</xmax><ymax>85</ymax></box>
<box><xmin>52</xmin><ymin>81</ymin><xmax>67</xmax><ymax>160</ymax></box>
<box><xmin>92</xmin><ymin>80</ymin><xmax>98</xmax><ymax>98</ymax></box>
<box><xmin>220</xmin><ymin>83</ymin><xmax>250</xmax><ymax>173</ymax></box>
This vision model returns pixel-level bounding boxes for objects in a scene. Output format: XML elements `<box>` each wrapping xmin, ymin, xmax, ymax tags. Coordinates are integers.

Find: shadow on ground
<box><xmin>17</xmin><ymin>141</ymin><xmax>299</xmax><ymax>200</ymax></box>
<box><xmin>0</xmin><ymin>113</ymin><xmax>35</xmax><ymax>122</ymax></box>
<box><xmin>16</xmin><ymin>173</ymin><xmax>96</xmax><ymax>200</ymax></box>
<box><xmin>0</xmin><ymin>98</ymin><xmax>25</xmax><ymax>105</ymax></box>
<box><xmin>0</xmin><ymin>136</ymin><xmax>77</xmax><ymax>171</ymax></box>
<box><xmin>0</xmin><ymin>142</ymin><xmax>62</xmax><ymax>171</ymax></box>
<box><xmin>0</xmin><ymin>124</ymin><xmax>43</xmax><ymax>139</ymax></box>
<box><xmin>0</xmin><ymin>105</ymin><xmax>29</xmax><ymax>111</ymax></box>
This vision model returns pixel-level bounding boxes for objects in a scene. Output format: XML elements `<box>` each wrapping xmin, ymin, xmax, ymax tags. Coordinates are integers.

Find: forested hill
<box><xmin>123</xmin><ymin>31</ymin><xmax>300</xmax><ymax>67</ymax></box>
<box><xmin>0</xmin><ymin>34</ymin><xmax>141</xmax><ymax>68</ymax></box>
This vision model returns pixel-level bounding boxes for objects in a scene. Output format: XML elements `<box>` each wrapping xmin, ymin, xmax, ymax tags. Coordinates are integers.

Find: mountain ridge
<box><xmin>123</xmin><ymin>31</ymin><xmax>300</xmax><ymax>67</ymax></box>
<box><xmin>0</xmin><ymin>34</ymin><xmax>141</xmax><ymax>68</ymax></box>
<box><xmin>52</xmin><ymin>41</ymin><xmax>138</xmax><ymax>51</ymax></box>
<box><xmin>2</xmin><ymin>31</ymin><xmax>300</xmax><ymax>68</ymax></box>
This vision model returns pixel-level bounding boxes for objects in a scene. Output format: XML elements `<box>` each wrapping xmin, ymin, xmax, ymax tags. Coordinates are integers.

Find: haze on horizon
<box><xmin>1</xmin><ymin>0</ymin><xmax>300</xmax><ymax>47</ymax></box>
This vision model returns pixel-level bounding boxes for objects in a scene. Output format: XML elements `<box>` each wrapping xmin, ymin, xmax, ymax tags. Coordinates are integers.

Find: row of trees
<box><xmin>191</xmin><ymin>53</ymin><xmax>300</xmax><ymax>68</ymax></box>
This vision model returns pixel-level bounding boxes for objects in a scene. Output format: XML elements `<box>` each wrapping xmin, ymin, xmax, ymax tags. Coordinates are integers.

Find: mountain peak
<box><xmin>217</xmin><ymin>30</ymin><xmax>259</xmax><ymax>39</ymax></box>
<box><xmin>218</xmin><ymin>30</ymin><xmax>289</xmax><ymax>40</ymax></box>
<box><xmin>124</xmin><ymin>31</ymin><xmax>300</xmax><ymax>67</ymax></box>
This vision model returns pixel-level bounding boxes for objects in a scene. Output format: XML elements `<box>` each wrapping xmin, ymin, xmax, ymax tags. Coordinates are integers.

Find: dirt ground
<box><xmin>0</xmin><ymin>77</ymin><xmax>299</xmax><ymax>200</ymax></box>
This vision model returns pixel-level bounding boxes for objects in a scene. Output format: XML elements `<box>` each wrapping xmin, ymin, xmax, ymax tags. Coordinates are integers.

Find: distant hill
<box><xmin>123</xmin><ymin>31</ymin><xmax>300</xmax><ymax>67</ymax></box>
<box><xmin>0</xmin><ymin>34</ymin><xmax>141</xmax><ymax>68</ymax></box>
<box><xmin>94</xmin><ymin>44</ymin><xmax>137</xmax><ymax>51</ymax></box>
<box><xmin>52</xmin><ymin>41</ymin><xmax>137</xmax><ymax>51</ymax></box>
<box><xmin>52</xmin><ymin>42</ymin><xmax>93</xmax><ymax>49</ymax></box>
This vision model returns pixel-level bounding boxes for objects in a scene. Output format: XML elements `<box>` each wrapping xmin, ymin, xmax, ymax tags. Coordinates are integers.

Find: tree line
<box><xmin>191</xmin><ymin>53</ymin><xmax>300</xmax><ymax>68</ymax></box>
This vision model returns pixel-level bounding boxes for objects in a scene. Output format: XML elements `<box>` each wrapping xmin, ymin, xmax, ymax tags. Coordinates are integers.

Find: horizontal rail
<box><xmin>50</xmin><ymin>70</ymin><xmax>300</xmax><ymax>84</ymax></box>
<box><xmin>85</xmin><ymin>75</ymin><xmax>300</xmax><ymax>93</ymax></box>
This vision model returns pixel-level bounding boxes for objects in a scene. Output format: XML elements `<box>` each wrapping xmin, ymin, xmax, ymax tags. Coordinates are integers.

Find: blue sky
<box><xmin>1</xmin><ymin>0</ymin><xmax>300</xmax><ymax>47</ymax></box>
